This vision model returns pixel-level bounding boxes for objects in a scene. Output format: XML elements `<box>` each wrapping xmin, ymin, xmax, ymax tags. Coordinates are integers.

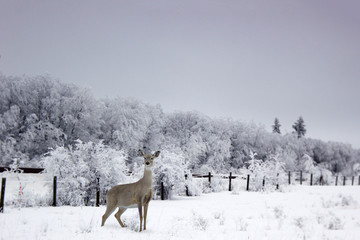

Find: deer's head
<box><xmin>138</xmin><ymin>149</ymin><xmax>160</xmax><ymax>169</ymax></box>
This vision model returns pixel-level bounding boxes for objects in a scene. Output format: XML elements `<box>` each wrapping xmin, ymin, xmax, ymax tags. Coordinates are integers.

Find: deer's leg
<box><xmin>114</xmin><ymin>207</ymin><xmax>126</xmax><ymax>227</ymax></box>
<box><xmin>143</xmin><ymin>203</ymin><xmax>149</xmax><ymax>230</ymax></box>
<box><xmin>137</xmin><ymin>202</ymin><xmax>143</xmax><ymax>232</ymax></box>
<box><xmin>101</xmin><ymin>203</ymin><xmax>117</xmax><ymax>227</ymax></box>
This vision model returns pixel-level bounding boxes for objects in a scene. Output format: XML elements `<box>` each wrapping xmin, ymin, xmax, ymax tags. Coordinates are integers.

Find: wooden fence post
<box><xmin>288</xmin><ymin>171</ymin><xmax>291</xmax><ymax>185</ymax></box>
<box><xmin>310</xmin><ymin>173</ymin><xmax>313</xmax><ymax>186</ymax></box>
<box><xmin>96</xmin><ymin>177</ymin><xmax>100</xmax><ymax>207</ymax></box>
<box><xmin>335</xmin><ymin>176</ymin><xmax>338</xmax><ymax>186</ymax></box>
<box><xmin>228</xmin><ymin>172</ymin><xmax>232</xmax><ymax>191</ymax></box>
<box><xmin>53</xmin><ymin>176</ymin><xmax>57</xmax><ymax>207</ymax></box>
<box><xmin>319</xmin><ymin>175</ymin><xmax>324</xmax><ymax>186</ymax></box>
<box><xmin>352</xmin><ymin>176</ymin><xmax>354</xmax><ymax>186</ymax></box>
<box><xmin>300</xmin><ymin>171</ymin><xmax>302</xmax><ymax>185</ymax></box>
<box><xmin>246</xmin><ymin>175</ymin><xmax>250</xmax><ymax>191</ymax></box>
<box><xmin>0</xmin><ymin>178</ymin><xmax>6</xmax><ymax>213</ymax></box>
<box><xmin>262</xmin><ymin>177</ymin><xmax>265</xmax><ymax>187</ymax></box>
<box><xmin>343</xmin><ymin>176</ymin><xmax>346</xmax><ymax>186</ymax></box>
<box><xmin>161</xmin><ymin>182</ymin><xmax>165</xmax><ymax>200</ymax></box>
<box><xmin>358</xmin><ymin>176</ymin><xmax>360</xmax><ymax>186</ymax></box>
<box><xmin>185</xmin><ymin>174</ymin><xmax>189</xmax><ymax>196</ymax></box>
<box><xmin>208</xmin><ymin>172</ymin><xmax>212</xmax><ymax>187</ymax></box>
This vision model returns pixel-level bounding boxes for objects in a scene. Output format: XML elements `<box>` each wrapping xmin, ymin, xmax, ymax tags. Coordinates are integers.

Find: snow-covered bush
<box><xmin>202</xmin><ymin>176</ymin><xmax>227</xmax><ymax>193</ymax></box>
<box><xmin>42</xmin><ymin>141</ymin><xmax>127</xmax><ymax>206</ymax></box>
<box><xmin>317</xmin><ymin>211</ymin><xmax>344</xmax><ymax>230</ymax></box>
<box><xmin>72</xmin><ymin>141</ymin><xmax>128</xmax><ymax>204</ymax></box>
<box><xmin>192</xmin><ymin>211</ymin><xmax>209</xmax><ymax>231</ymax></box>
<box><xmin>353</xmin><ymin>163</ymin><xmax>360</xmax><ymax>176</ymax></box>
<box><xmin>246</xmin><ymin>151</ymin><xmax>286</xmax><ymax>191</ymax></box>
<box><xmin>301</xmin><ymin>154</ymin><xmax>333</xmax><ymax>185</ymax></box>
<box><xmin>247</xmin><ymin>151</ymin><xmax>264</xmax><ymax>191</ymax></box>
<box><xmin>262</xmin><ymin>154</ymin><xmax>287</xmax><ymax>191</ymax></box>
<box><xmin>42</xmin><ymin>146</ymin><xmax>89</xmax><ymax>205</ymax></box>
<box><xmin>184</xmin><ymin>174</ymin><xmax>202</xmax><ymax>196</ymax></box>
<box><xmin>210</xmin><ymin>177</ymin><xmax>227</xmax><ymax>192</ymax></box>
<box><xmin>235</xmin><ymin>217</ymin><xmax>248</xmax><ymax>231</ymax></box>
<box><xmin>152</xmin><ymin>149</ymin><xmax>187</xmax><ymax>199</ymax></box>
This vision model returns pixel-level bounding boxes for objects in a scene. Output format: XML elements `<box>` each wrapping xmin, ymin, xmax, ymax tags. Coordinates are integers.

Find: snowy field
<box><xmin>1</xmin><ymin>186</ymin><xmax>359</xmax><ymax>240</ymax></box>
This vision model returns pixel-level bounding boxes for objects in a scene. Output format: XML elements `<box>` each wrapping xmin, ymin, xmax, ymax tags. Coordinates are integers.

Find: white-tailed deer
<box><xmin>101</xmin><ymin>149</ymin><xmax>160</xmax><ymax>231</ymax></box>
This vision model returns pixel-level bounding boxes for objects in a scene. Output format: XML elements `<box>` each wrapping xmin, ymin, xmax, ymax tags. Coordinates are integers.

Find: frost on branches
<box><xmin>42</xmin><ymin>141</ymin><xmax>127</xmax><ymax>206</ymax></box>
<box><xmin>246</xmin><ymin>151</ymin><xmax>286</xmax><ymax>191</ymax></box>
<box><xmin>300</xmin><ymin>154</ymin><xmax>332</xmax><ymax>185</ymax></box>
<box><xmin>152</xmin><ymin>149</ymin><xmax>188</xmax><ymax>199</ymax></box>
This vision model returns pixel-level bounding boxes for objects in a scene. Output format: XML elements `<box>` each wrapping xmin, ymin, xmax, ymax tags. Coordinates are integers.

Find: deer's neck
<box><xmin>141</xmin><ymin>167</ymin><xmax>153</xmax><ymax>187</ymax></box>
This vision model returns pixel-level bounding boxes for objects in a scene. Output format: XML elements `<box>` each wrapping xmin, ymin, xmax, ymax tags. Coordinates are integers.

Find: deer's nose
<box><xmin>146</xmin><ymin>162</ymin><xmax>150</xmax><ymax>165</ymax></box>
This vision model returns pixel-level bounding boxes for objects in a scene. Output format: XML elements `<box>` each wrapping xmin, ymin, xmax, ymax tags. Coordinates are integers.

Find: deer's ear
<box><xmin>138</xmin><ymin>149</ymin><xmax>144</xmax><ymax>157</ymax></box>
<box><xmin>154</xmin><ymin>151</ymin><xmax>160</xmax><ymax>157</ymax></box>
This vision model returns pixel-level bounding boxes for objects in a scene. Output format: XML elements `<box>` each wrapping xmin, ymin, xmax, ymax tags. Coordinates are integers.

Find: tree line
<box><xmin>1</xmin><ymin>74</ymin><xmax>359</xmax><ymax>177</ymax></box>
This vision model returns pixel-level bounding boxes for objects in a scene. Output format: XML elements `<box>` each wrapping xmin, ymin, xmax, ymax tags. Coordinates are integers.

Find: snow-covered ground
<box><xmin>1</xmin><ymin>186</ymin><xmax>359</xmax><ymax>240</ymax></box>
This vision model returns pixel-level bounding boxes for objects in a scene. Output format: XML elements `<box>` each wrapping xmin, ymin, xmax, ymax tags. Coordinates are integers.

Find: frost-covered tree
<box><xmin>152</xmin><ymin>149</ymin><xmax>188</xmax><ymax>199</ymax></box>
<box><xmin>42</xmin><ymin>141</ymin><xmax>127</xmax><ymax>205</ymax></box>
<box><xmin>1</xmin><ymin>73</ymin><xmax>359</xmax><ymax>181</ymax></box>
<box><xmin>42</xmin><ymin>146</ymin><xmax>88</xmax><ymax>205</ymax></box>
<box><xmin>0</xmin><ymin>74</ymin><xmax>102</xmax><ymax>165</ymax></box>
<box><xmin>0</xmin><ymin>105</ymin><xmax>26</xmax><ymax>165</ymax></box>
<box><xmin>299</xmin><ymin>154</ymin><xmax>333</xmax><ymax>184</ymax></box>
<box><xmin>99</xmin><ymin>98</ymin><xmax>164</xmax><ymax>159</ymax></box>
<box><xmin>163</xmin><ymin>111</ymin><xmax>210</xmax><ymax>169</ymax></box>
<box><xmin>246</xmin><ymin>151</ymin><xmax>286</xmax><ymax>191</ymax></box>
<box><xmin>246</xmin><ymin>151</ymin><xmax>264</xmax><ymax>191</ymax></box>
<box><xmin>272</xmin><ymin>118</ymin><xmax>281</xmax><ymax>134</ymax></box>
<box><xmin>292</xmin><ymin>116</ymin><xmax>306</xmax><ymax>138</ymax></box>
<box><xmin>264</xmin><ymin>154</ymin><xmax>286</xmax><ymax>188</ymax></box>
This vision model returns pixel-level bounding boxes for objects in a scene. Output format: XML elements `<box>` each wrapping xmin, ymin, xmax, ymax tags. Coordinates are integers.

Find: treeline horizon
<box><xmin>0</xmin><ymin>74</ymin><xmax>359</xmax><ymax>176</ymax></box>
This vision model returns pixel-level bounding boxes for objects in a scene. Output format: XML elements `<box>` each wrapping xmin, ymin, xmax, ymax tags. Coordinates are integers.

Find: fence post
<box><xmin>310</xmin><ymin>173</ymin><xmax>313</xmax><ymax>186</ymax></box>
<box><xmin>228</xmin><ymin>172</ymin><xmax>232</xmax><ymax>191</ymax></box>
<box><xmin>246</xmin><ymin>175</ymin><xmax>250</xmax><ymax>191</ymax></box>
<box><xmin>161</xmin><ymin>182</ymin><xmax>165</xmax><ymax>200</ymax></box>
<box><xmin>185</xmin><ymin>174</ymin><xmax>189</xmax><ymax>196</ymax></box>
<box><xmin>352</xmin><ymin>176</ymin><xmax>354</xmax><ymax>186</ymax></box>
<box><xmin>300</xmin><ymin>171</ymin><xmax>302</xmax><ymax>185</ymax></box>
<box><xmin>343</xmin><ymin>176</ymin><xmax>346</xmax><ymax>186</ymax></box>
<box><xmin>288</xmin><ymin>171</ymin><xmax>291</xmax><ymax>185</ymax></box>
<box><xmin>359</xmin><ymin>176</ymin><xmax>360</xmax><ymax>186</ymax></box>
<box><xmin>96</xmin><ymin>177</ymin><xmax>100</xmax><ymax>207</ymax></box>
<box><xmin>335</xmin><ymin>176</ymin><xmax>338</xmax><ymax>186</ymax></box>
<box><xmin>262</xmin><ymin>177</ymin><xmax>265</xmax><ymax>187</ymax></box>
<box><xmin>319</xmin><ymin>175</ymin><xmax>324</xmax><ymax>186</ymax></box>
<box><xmin>208</xmin><ymin>172</ymin><xmax>212</xmax><ymax>186</ymax></box>
<box><xmin>0</xmin><ymin>178</ymin><xmax>6</xmax><ymax>213</ymax></box>
<box><xmin>53</xmin><ymin>176</ymin><xmax>57</xmax><ymax>207</ymax></box>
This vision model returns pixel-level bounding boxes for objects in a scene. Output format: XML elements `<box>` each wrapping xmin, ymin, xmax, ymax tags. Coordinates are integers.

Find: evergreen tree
<box><xmin>292</xmin><ymin>116</ymin><xmax>306</xmax><ymax>138</ymax></box>
<box><xmin>272</xmin><ymin>118</ymin><xmax>281</xmax><ymax>134</ymax></box>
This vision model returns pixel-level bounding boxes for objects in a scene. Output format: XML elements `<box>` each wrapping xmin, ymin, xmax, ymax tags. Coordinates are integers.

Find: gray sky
<box><xmin>1</xmin><ymin>0</ymin><xmax>360</xmax><ymax>148</ymax></box>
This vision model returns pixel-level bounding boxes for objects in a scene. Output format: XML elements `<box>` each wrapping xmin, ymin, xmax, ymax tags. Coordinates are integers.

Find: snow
<box><xmin>1</xmin><ymin>186</ymin><xmax>360</xmax><ymax>240</ymax></box>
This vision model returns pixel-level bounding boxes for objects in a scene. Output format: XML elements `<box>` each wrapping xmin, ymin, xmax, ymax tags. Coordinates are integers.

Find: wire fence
<box><xmin>190</xmin><ymin>172</ymin><xmax>360</xmax><ymax>191</ymax></box>
<box><xmin>1</xmin><ymin>171</ymin><xmax>359</xmax><ymax>213</ymax></box>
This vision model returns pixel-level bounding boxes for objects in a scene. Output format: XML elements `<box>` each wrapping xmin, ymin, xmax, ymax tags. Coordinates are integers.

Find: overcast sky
<box><xmin>1</xmin><ymin>0</ymin><xmax>359</xmax><ymax>148</ymax></box>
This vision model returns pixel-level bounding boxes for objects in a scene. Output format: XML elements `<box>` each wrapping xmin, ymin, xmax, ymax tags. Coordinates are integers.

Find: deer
<box><xmin>101</xmin><ymin>149</ymin><xmax>160</xmax><ymax>232</ymax></box>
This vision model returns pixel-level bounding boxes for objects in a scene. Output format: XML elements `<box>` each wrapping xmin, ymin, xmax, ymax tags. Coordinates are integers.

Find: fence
<box><xmin>189</xmin><ymin>172</ymin><xmax>360</xmax><ymax>193</ymax></box>
<box><xmin>1</xmin><ymin>171</ymin><xmax>360</xmax><ymax>213</ymax></box>
<box><xmin>0</xmin><ymin>175</ymin><xmax>101</xmax><ymax>213</ymax></box>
